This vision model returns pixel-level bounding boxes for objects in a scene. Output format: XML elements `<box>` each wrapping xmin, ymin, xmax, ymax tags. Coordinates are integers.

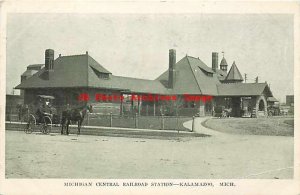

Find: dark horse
<box><xmin>61</xmin><ymin>104</ymin><xmax>92</xmax><ymax>135</ymax></box>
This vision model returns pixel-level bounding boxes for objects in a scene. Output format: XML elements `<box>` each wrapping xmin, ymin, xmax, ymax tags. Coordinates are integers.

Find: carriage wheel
<box><xmin>41</xmin><ymin>116</ymin><xmax>52</xmax><ymax>134</ymax></box>
<box><xmin>24</xmin><ymin>114</ymin><xmax>36</xmax><ymax>134</ymax></box>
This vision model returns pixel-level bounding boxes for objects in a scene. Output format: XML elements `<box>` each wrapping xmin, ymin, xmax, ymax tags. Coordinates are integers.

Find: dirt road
<box><xmin>5</xmin><ymin>128</ymin><xmax>293</xmax><ymax>179</ymax></box>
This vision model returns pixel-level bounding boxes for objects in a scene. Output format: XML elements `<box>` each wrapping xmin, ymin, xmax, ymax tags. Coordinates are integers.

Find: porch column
<box><xmin>138</xmin><ymin>97</ymin><xmax>142</xmax><ymax>116</ymax></box>
<box><xmin>131</xmin><ymin>94</ymin><xmax>134</xmax><ymax>115</ymax></box>
<box><xmin>212</xmin><ymin>98</ymin><xmax>216</xmax><ymax>116</ymax></box>
<box><xmin>120</xmin><ymin>93</ymin><xmax>123</xmax><ymax>116</ymax></box>
<box><xmin>199</xmin><ymin>100</ymin><xmax>205</xmax><ymax>117</ymax></box>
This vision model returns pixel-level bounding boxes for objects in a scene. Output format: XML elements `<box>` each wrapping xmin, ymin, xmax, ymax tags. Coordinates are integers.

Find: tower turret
<box><xmin>220</xmin><ymin>52</ymin><xmax>228</xmax><ymax>72</ymax></box>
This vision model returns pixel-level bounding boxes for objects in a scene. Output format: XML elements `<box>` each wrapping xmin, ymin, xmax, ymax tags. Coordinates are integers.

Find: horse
<box><xmin>61</xmin><ymin>104</ymin><xmax>93</xmax><ymax>135</ymax></box>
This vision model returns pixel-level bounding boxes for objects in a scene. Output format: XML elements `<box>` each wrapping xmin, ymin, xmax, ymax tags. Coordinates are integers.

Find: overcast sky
<box><xmin>6</xmin><ymin>14</ymin><xmax>293</xmax><ymax>102</ymax></box>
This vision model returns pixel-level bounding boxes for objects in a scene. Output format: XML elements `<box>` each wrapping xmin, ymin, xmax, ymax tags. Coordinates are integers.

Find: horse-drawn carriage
<box><xmin>24</xmin><ymin>94</ymin><xmax>93</xmax><ymax>135</ymax></box>
<box><xmin>24</xmin><ymin>95</ymin><xmax>58</xmax><ymax>134</ymax></box>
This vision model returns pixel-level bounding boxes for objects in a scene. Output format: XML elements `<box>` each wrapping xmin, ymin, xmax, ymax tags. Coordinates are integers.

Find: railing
<box><xmin>5</xmin><ymin>105</ymin><xmax>29</xmax><ymax>123</ymax></box>
<box><xmin>5</xmin><ymin>105</ymin><xmax>193</xmax><ymax>132</ymax></box>
<box><xmin>84</xmin><ymin>113</ymin><xmax>192</xmax><ymax>131</ymax></box>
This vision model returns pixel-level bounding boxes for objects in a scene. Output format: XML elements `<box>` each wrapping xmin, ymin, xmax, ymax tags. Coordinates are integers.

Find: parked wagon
<box><xmin>24</xmin><ymin>95</ymin><xmax>58</xmax><ymax>134</ymax></box>
<box><xmin>214</xmin><ymin>106</ymin><xmax>232</xmax><ymax>118</ymax></box>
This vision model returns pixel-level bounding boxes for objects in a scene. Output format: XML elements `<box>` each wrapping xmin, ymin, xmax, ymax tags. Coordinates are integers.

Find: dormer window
<box><xmin>98</xmin><ymin>72</ymin><xmax>109</xmax><ymax>79</ymax></box>
<box><xmin>91</xmin><ymin>66</ymin><xmax>110</xmax><ymax>79</ymax></box>
<box><xmin>198</xmin><ymin>67</ymin><xmax>213</xmax><ymax>77</ymax></box>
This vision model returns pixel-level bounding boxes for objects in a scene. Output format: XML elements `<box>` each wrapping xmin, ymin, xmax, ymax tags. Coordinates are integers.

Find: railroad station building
<box><xmin>16</xmin><ymin>49</ymin><xmax>276</xmax><ymax>117</ymax></box>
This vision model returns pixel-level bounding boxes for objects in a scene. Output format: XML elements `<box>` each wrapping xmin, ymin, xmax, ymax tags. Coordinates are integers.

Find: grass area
<box><xmin>203</xmin><ymin>117</ymin><xmax>294</xmax><ymax>136</ymax></box>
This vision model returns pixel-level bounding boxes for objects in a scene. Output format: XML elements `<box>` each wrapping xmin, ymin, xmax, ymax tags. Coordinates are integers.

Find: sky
<box><xmin>6</xmin><ymin>14</ymin><xmax>294</xmax><ymax>102</ymax></box>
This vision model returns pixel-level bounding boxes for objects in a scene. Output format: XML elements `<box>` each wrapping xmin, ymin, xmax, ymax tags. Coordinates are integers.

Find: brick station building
<box><xmin>16</xmin><ymin>49</ymin><xmax>275</xmax><ymax>117</ymax></box>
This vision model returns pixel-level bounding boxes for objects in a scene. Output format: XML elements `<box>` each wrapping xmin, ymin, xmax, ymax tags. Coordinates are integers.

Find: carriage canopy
<box><xmin>37</xmin><ymin>95</ymin><xmax>55</xmax><ymax>100</ymax></box>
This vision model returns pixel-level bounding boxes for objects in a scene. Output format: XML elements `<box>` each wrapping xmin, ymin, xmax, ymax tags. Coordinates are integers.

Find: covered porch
<box><xmin>213</xmin><ymin>95</ymin><xmax>268</xmax><ymax>117</ymax></box>
<box><xmin>215</xmin><ymin>83</ymin><xmax>274</xmax><ymax>117</ymax></box>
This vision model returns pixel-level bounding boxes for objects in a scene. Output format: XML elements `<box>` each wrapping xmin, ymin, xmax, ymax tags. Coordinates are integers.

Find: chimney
<box><xmin>168</xmin><ymin>49</ymin><xmax>176</xmax><ymax>88</ymax></box>
<box><xmin>45</xmin><ymin>49</ymin><xmax>54</xmax><ymax>71</ymax></box>
<box><xmin>212</xmin><ymin>52</ymin><xmax>218</xmax><ymax>72</ymax></box>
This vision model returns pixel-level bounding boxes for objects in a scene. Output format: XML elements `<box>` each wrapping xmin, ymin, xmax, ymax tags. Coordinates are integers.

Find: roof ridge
<box><xmin>186</xmin><ymin>56</ymin><xmax>202</xmax><ymax>94</ymax></box>
<box><xmin>113</xmin><ymin>75</ymin><xmax>157</xmax><ymax>82</ymax></box>
<box><xmin>186</xmin><ymin>55</ymin><xmax>199</xmax><ymax>60</ymax></box>
<box><xmin>87</xmin><ymin>53</ymin><xmax>89</xmax><ymax>87</ymax></box>
<box><xmin>59</xmin><ymin>54</ymin><xmax>87</xmax><ymax>58</ymax></box>
<box><xmin>27</xmin><ymin>64</ymin><xmax>44</xmax><ymax>66</ymax></box>
<box><xmin>217</xmin><ymin>82</ymin><xmax>267</xmax><ymax>85</ymax></box>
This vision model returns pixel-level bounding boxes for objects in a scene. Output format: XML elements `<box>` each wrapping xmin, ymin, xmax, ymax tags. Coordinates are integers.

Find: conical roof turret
<box><xmin>224</xmin><ymin>61</ymin><xmax>243</xmax><ymax>83</ymax></box>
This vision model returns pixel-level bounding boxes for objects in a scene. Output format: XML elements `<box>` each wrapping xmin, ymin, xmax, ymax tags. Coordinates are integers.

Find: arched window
<box><xmin>258</xmin><ymin>99</ymin><xmax>265</xmax><ymax>111</ymax></box>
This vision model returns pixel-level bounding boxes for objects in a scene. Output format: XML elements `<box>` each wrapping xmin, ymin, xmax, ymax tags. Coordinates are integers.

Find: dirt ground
<box><xmin>5</xmin><ymin>128</ymin><xmax>293</xmax><ymax>179</ymax></box>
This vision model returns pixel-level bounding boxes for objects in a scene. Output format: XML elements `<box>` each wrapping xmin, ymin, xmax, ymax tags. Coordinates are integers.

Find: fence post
<box><xmin>10</xmin><ymin>106</ymin><xmax>12</xmax><ymax>123</ymax></box>
<box><xmin>27</xmin><ymin>108</ymin><xmax>29</xmax><ymax>124</ymax></box>
<box><xmin>135</xmin><ymin>113</ymin><xmax>138</xmax><ymax>128</ymax></box>
<box><xmin>87</xmin><ymin>113</ymin><xmax>89</xmax><ymax>126</ymax></box>
<box><xmin>146</xmin><ymin>105</ymin><xmax>149</xmax><ymax>116</ymax></box>
<box><xmin>110</xmin><ymin>112</ymin><xmax>113</xmax><ymax>127</ymax></box>
<box><xmin>161</xmin><ymin>114</ymin><xmax>164</xmax><ymax>130</ymax></box>
<box><xmin>192</xmin><ymin>116</ymin><xmax>195</xmax><ymax>132</ymax></box>
<box><xmin>176</xmin><ymin>115</ymin><xmax>179</xmax><ymax>133</ymax></box>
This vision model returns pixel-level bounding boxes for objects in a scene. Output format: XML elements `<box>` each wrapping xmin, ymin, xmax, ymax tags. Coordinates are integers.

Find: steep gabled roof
<box><xmin>16</xmin><ymin>54</ymin><xmax>89</xmax><ymax>88</ymax></box>
<box><xmin>16</xmin><ymin>53</ymin><xmax>167</xmax><ymax>94</ymax></box>
<box><xmin>156</xmin><ymin>57</ymin><xmax>202</xmax><ymax>94</ymax></box>
<box><xmin>16</xmin><ymin>51</ymin><xmax>274</xmax><ymax>98</ymax></box>
<box><xmin>217</xmin><ymin>83</ymin><xmax>273</xmax><ymax>96</ymax></box>
<box><xmin>186</xmin><ymin>56</ymin><xmax>220</xmax><ymax>95</ymax></box>
<box><xmin>87</xmin><ymin>65</ymin><xmax>168</xmax><ymax>94</ymax></box>
<box><xmin>225</xmin><ymin>61</ymin><xmax>243</xmax><ymax>81</ymax></box>
<box><xmin>156</xmin><ymin>56</ymin><xmax>221</xmax><ymax>95</ymax></box>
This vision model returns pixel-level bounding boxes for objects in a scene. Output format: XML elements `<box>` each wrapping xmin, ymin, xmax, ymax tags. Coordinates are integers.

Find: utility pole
<box><xmin>244</xmin><ymin>73</ymin><xmax>247</xmax><ymax>83</ymax></box>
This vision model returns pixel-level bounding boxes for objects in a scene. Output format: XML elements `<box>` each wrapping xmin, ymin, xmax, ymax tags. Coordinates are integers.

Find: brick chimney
<box><xmin>168</xmin><ymin>49</ymin><xmax>176</xmax><ymax>88</ymax></box>
<box><xmin>212</xmin><ymin>52</ymin><xmax>218</xmax><ymax>72</ymax></box>
<box><xmin>45</xmin><ymin>49</ymin><xmax>54</xmax><ymax>71</ymax></box>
